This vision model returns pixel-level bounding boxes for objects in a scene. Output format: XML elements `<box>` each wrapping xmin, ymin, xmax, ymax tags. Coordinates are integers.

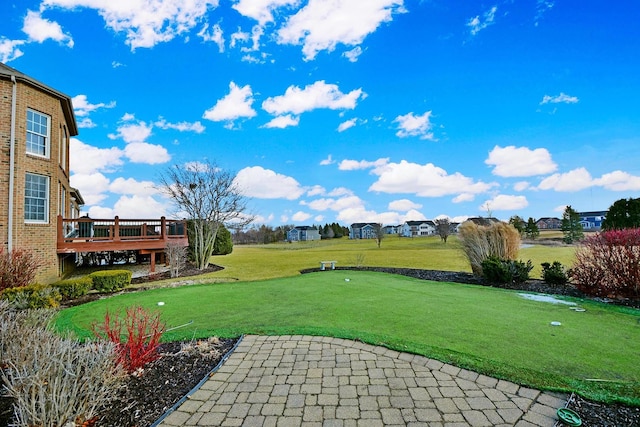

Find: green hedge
<box><xmin>89</xmin><ymin>270</ymin><xmax>132</xmax><ymax>293</ymax></box>
<box><xmin>52</xmin><ymin>277</ymin><xmax>94</xmax><ymax>300</ymax></box>
<box><xmin>1</xmin><ymin>284</ymin><xmax>61</xmax><ymax>309</ymax></box>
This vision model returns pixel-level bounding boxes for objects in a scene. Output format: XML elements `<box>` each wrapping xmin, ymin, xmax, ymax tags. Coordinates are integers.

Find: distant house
<box><xmin>400</xmin><ymin>220</ymin><xmax>436</xmax><ymax>237</ymax></box>
<box><xmin>287</xmin><ymin>226</ymin><xmax>321</xmax><ymax>242</ymax></box>
<box><xmin>383</xmin><ymin>225</ymin><xmax>401</xmax><ymax>234</ymax></box>
<box><xmin>350</xmin><ymin>223</ymin><xmax>380</xmax><ymax>239</ymax></box>
<box><xmin>536</xmin><ymin>217</ymin><xmax>562</xmax><ymax>230</ymax></box>
<box><xmin>578</xmin><ymin>211</ymin><xmax>608</xmax><ymax>230</ymax></box>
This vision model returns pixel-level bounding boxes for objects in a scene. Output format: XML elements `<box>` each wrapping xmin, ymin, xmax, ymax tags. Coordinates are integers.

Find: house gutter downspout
<box><xmin>8</xmin><ymin>74</ymin><xmax>17</xmax><ymax>252</ymax></box>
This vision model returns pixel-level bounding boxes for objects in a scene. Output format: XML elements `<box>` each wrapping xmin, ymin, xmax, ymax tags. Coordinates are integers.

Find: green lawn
<box><xmin>134</xmin><ymin>235</ymin><xmax>576</xmax><ymax>286</ymax></box>
<box><xmin>56</xmin><ymin>270</ymin><xmax>640</xmax><ymax>405</ymax></box>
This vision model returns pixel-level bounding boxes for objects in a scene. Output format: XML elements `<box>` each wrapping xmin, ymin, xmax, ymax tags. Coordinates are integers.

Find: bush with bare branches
<box><xmin>0</xmin><ymin>303</ymin><xmax>123</xmax><ymax>426</ymax></box>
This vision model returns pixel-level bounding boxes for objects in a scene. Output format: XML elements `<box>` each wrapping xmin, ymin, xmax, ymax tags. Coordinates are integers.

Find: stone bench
<box><xmin>320</xmin><ymin>261</ymin><xmax>337</xmax><ymax>270</ymax></box>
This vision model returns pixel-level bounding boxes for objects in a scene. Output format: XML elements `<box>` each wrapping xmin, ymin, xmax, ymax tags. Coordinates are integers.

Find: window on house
<box><xmin>25</xmin><ymin>173</ymin><xmax>49</xmax><ymax>222</ymax></box>
<box><xmin>26</xmin><ymin>109</ymin><xmax>50</xmax><ymax>157</ymax></box>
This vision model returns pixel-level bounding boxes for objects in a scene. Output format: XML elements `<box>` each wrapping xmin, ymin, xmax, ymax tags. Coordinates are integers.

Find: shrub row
<box><xmin>0</xmin><ymin>270</ymin><xmax>132</xmax><ymax>309</ymax></box>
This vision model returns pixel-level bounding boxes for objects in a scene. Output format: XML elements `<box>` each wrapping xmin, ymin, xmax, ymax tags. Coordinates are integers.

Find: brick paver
<box><xmin>158</xmin><ymin>335</ymin><xmax>566</xmax><ymax>426</ymax></box>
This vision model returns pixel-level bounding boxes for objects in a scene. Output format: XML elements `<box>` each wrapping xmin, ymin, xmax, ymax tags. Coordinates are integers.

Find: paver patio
<box><xmin>158</xmin><ymin>335</ymin><xmax>566</xmax><ymax>426</ymax></box>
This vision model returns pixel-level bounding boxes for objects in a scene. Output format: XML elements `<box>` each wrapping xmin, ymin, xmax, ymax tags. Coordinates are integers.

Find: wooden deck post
<box><xmin>57</xmin><ymin>215</ymin><xmax>63</xmax><ymax>242</ymax></box>
<box><xmin>114</xmin><ymin>216</ymin><xmax>120</xmax><ymax>241</ymax></box>
<box><xmin>161</xmin><ymin>216</ymin><xmax>166</xmax><ymax>240</ymax></box>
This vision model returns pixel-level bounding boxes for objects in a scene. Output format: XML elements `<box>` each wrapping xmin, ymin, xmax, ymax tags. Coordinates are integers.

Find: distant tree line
<box><xmin>317</xmin><ymin>223</ymin><xmax>350</xmax><ymax>239</ymax></box>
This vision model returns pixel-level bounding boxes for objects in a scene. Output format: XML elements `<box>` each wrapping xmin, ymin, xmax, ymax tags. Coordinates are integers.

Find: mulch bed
<box><xmin>2</xmin><ymin>265</ymin><xmax>639</xmax><ymax>426</ymax></box>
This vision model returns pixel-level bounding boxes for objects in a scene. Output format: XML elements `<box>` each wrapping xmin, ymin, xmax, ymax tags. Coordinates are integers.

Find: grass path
<box><xmin>56</xmin><ymin>270</ymin><xmax>640</xmax><ymax>405</ymax></box>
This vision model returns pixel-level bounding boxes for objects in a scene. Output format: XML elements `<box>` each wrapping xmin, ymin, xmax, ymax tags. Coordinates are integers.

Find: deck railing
<box><xmin>57</xmin><ymin>215</ymin><xmax>188</xmax><ymax>247</ymax></box>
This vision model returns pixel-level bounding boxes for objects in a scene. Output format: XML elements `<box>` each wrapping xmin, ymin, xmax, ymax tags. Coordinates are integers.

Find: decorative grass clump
<box><xmin>458</xmin><ymin>221</ymin><xmax>521</xmax><ymax>275</ymax></box>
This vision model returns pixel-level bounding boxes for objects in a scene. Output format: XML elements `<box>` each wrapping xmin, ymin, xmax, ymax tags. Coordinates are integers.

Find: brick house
<box><xmin>536</xmin><ymin>217</ymin><xmax>562</xmax><ymax>230</ymax></box>
<box><xmin>0</xmin><ymin>62</ymin><xmax>82</xmax><ymax>283</ymax></box>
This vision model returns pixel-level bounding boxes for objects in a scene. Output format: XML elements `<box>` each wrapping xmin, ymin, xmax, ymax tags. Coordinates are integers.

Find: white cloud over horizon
<box><xmin>234</xmin><ymin>166</ymin><xmax>306</xmax><ymax>199</ymax></box>
<box><xmin>486</xmin><ymin>145</ymin><xmax>557</xmax><ymax>177</ymax></box>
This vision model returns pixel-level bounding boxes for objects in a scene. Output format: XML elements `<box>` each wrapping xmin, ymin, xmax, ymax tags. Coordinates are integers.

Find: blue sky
<box><xmin>2</xmin><ymin>0</ymin><xmax>639</xmax><ymax>226</ymax></box>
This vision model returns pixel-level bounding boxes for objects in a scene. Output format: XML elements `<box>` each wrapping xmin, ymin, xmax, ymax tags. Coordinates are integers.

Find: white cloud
<box><xmin>467</xmin><ymin>5</ymin><xmax>497</xmax><ymax>36</ymax></box>
<box><xmin>197</xmin><ymin>23</ymin><xmax>224</xmax><ymax>52</ymax></box>
<box><xmin>292</xmin><ymin>211</ymin><xmax>312</xmax><ymax>222</ymax></box>
<box><xmin>23</xmin><ymin>10</ymin><xmax>74</xmax><ymax>47</ymax></box>
<box><xmin>70</xmin><ymin>138</ymin><xmax>124</xmax><ymax>174</ymax></box>
<box><xmin>307</xmin><ymin>185</ymin><xmax>325</xmax><ymax>196</ymax></box>
<box><xmin>233</xmin><ymin>0</ymin><xmax>299</xmax><ymax>25</ymax></box>
<box><xmin>388</xmin><ymin>199</ymin><xmax>422</xmax><ymax>211</ymax></box>
<box><xmin>234</xmin><ymin>166</ymin><xmax>305</xmax><ymax>199</ymax></box>
<box><xmin>277</xmin><ymin>0</ymin><xmax>405</xmax><ymax>60</ymax></box>
<box><xmin>593</xmin><ymin>171</ymin><xmax>640</xmax><ymax>191</ymax></box>
<box><xmin>230</xmin><ymin>28</ymin><xmax>250</xmax><ymax>48</ymax></box>
<box><xmin>540</xmin><ymin>92</ymin><xmax>579</xmax><ymax>105</ymax></box>
<box><xmin>124</xmin><ymin>142</ymin><xmax>171</xmax><ymax>164</ymax></box>
<box><xmin>338</xmin><ymin>157</ymin><xmax>389</xmax><ymax>171</ymax></box>
<box><xmin>155</xmin><ymin>118</ymin><xmax>205</xmax><ymax>133</ymax></box>
<box><xmin>111</xmin><ymin>120</ymin><xmax>153</xmax><ymax>143</ymax></box>
<box><xmin>109</xmin><ymin>177</ymin><xmax>159</xmax><ymax>196</ymax></box>
<box><xmin>480</xmin><ymin>194</ymin><xmax>528</xmax><ymax>211</ymax></box>
<box><xmin>553</xmin><ymin>204</ymin><xmax>567</xmax><ymax>213</ymax></box>
<box><xmin>203</xmin><ymin>81</ymin><xmax>257</xmax><ymax>124</ymax></box>
<box><xmin>452</xmin><ymin>193</ymin><xmax>475</xmax><ymax>203</ymax></box>
<box><xmin>537</xmin><ymin>168</ymin><xmax>593</xmax><ymax>192</ymax></box>
<box><xmin>394</xmin><ymin>111</ymin><xmax>434</xmax><ymax>140</ymax></box>
<box><xmin>70</xmin><ymin>172</ymin><xmax>110</xmax><ymax>205</ymax></box>
<box><xmin>77</xmin><ymin>118</ymin><xmax>96</xmax><ymax>129</ymax></box>
<box><xmin>514</xmin><ymin>181</ymin><xmax>530</xmax><ymax>191</ymax></box>
<box><xmin>328</xmin><ymin>187</ymin><xmax>353</xmax><ymax>197</ymax></box>
<box><xmin>113</xmin><ymin>195</ymin><xmax>169</xmax><ymax>217</ymax></box>
<box><xmin>369</xmin><ymin>160</ymin><xmax>496</xmax><ymax>198</ymax></box>
<box><xmin>41</xmin><ymin>0</ymin><xmax>219</xmax><ymax>50</ymax></box>
<box><xmin>342</xmin><ymin>46</ymin><xmax>363</xmax><ymax>62</ymax></box>
<box><xmin>337</xmin><ymin>118</ymin><xmax>357</xmax><ymax>132</ymax></box>
<box><xmin>485</xmin><ymin>145</ymin><xmax>557</xmax><ymax>177</ymax></box>
<box><xmin>72</xmin><ymin>94</ymin><xmax>115</xmax><ymax>117</ymax></box>
<box><xmin>319</xmin><ymin>155</ymin><xmax>334</xmax><ymax>166</ymax></box>
<box><xmin>0</xmin><ymin>38</ymin><xmax>26</xmax><ymax>63</ymax></box>
<box><xmin>87</xmin><ymin>205</ymin><xmax>115</xmax><ymax>218</ymax></box>
<box><xmin>535</xmin><ymin>0</ymin><xmax>554</xmax><ymax>26</ymax></box>
<box><xmin>262</xmin><ymin>81</ymin><xmax>365</xmax><ymax>115</ymax></box>
<box><xmin>262</xmin><ymin>114</ymin><xmax>300</xmax><ymax>128</ymax></box>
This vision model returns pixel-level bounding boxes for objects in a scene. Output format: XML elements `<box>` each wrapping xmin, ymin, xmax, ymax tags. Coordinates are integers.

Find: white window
<box><xmin>26</xmin><ymin>109</ymin><xmax>50</xmax><ymax>157</ymax></box>
<box><xmin>25</xmin><ymin>173</ymin><xmax>49</xmax><ymax>223</ymax></box>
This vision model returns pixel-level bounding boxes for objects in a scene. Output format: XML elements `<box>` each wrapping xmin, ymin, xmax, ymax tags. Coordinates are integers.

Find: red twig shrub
<box><xmin>92</xmin><ymin>306</ymin><xmax>165</xmax><ymax>373</ymax></box>
<box><xmin>571</xmin><ymin>228</ymin><xmax>640</xmax><ymax>299</ymax></box>
<box><xmin>0</xmin><ymin>248</ymin><xmax>41</xmax><ymax>292</ymax></box>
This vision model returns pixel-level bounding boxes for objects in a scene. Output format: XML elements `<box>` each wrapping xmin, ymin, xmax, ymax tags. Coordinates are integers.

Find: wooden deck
<box><xmin>57</xmin><ymin>216</ymin><xmax>188</xmax><ymax>271</ymax></box>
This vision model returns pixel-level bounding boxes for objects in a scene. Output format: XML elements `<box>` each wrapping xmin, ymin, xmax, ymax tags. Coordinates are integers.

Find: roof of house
<box><xmin>578</xmin><ymin>211</ymin><xmax>608</xmax><ymax>217</ymax></box>
<box><xmin>350</xmin><ymin>222</ymin><xmax>379</xmax><ymax>228</ymax></box>
<box><xmin>464</xmin><ymin>217</ymin><xmax>502</xmax><ymax>226</ymax></box>
<box><xmin>0</xmin><ymin>62</ymin><xmax>78</xmax><ymax>136</ymax></box>
<box><xmin>289</xmin><ymin>226</ymin><xmax>318</xmax><ymax>231</ymax></box>
<box><xmin>404</xmin><ymin>220</ymin><xmax>436</xmax><ymax>226</ymax></box>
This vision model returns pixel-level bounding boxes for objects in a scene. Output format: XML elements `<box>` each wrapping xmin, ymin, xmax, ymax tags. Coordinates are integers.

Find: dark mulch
<box><xmin>2</xmin><ymin>265</ymin><xmax>639</xmax><ymax>426</ymax></box>
<box><xmin>97</xmin><ymin>338</ymin><xmax>238</xmax><ymax>427</ymax></box>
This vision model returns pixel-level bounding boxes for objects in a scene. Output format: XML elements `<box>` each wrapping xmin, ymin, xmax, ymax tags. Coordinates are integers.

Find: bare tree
<box><xmin>158</xmin><ymin>161</ymin><xmax>253</xmax><ymax>270</ymax></box>
<box><xmin>165</xmin><ymin>240</ymin><xmax>187</xmax><ymax>277</ymax></box>
<box><xmin>435</xmin><ymin>218</ymin><xmax>451</xmax><ymax>243</ymax></box>
<box><xmin>373</xmin><ymin>223</ymin><xmax>384</xmax><ymax>248</ymax></box>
